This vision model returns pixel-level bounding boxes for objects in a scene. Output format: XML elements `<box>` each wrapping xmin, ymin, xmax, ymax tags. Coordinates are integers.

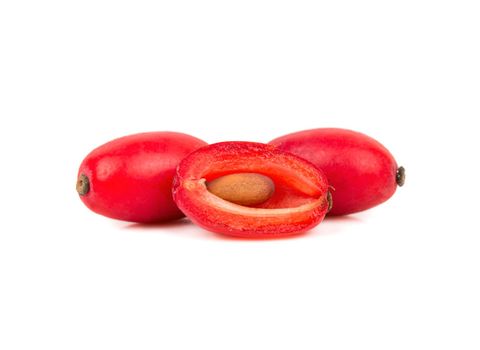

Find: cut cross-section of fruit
<box><xmin>172</xmin><ymin>142</ymin><xmax>331</xmax><ymax>238</ymax></box>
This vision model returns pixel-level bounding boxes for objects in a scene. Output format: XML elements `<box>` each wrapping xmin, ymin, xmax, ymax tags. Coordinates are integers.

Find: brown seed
<box><xmin>206</xmin><ymin>173</ymin><xmax>275</xmax><ymax>206</ymax></box>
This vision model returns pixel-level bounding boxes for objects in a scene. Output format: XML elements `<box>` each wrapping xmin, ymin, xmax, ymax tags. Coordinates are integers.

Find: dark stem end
<box><xmin>76</xmin><ymin>174</ymin><xmax>90</xmax><ymax>196</ymax></box>
<box><xmin>396</xmin><ymin>166</ymin><xmax>405</xmax><ymax>187</ymax></box>
<box><xmin>327</xmin><ymin>191</ymin><xmax>333</xmax><ymax>212</ymax></box>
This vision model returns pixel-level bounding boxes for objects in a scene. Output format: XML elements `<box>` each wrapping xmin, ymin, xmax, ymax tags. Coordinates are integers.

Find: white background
<box><xmin>1</xmin><ymin>1</ymin><xmax>479</xmax><ymax>349</ymax></box>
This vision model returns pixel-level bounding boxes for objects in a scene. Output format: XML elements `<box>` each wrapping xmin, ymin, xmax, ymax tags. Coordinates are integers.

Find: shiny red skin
<box><xmin>77</xmin><ymin>132</ymin><xmax>207</xmax><ymax>223</ymax></box>
<box><xmin>173</xmin><ymin>142</ymin><xmax>330</xmax><ymax>238</ymax></box>
<box><xmin>270</xmin><ymin>128</ymin><xmax>400</xmax><ymax>216</ymax></box>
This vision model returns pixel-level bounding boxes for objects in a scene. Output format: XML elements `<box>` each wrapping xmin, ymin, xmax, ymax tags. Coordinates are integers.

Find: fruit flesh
<box><xmin>270</xmin><ymin>128</ymin><xmax>402</xmax><ymax>216</ymax></box>
<box><xmin>77</xmin><ymin>132</ymin><xmax>207</xmax><ymax>223</ymax></box>
<box><xmin>173</xmin><ymin>142</ymin><xmax>330</xmax><ymax>238</ymax></box>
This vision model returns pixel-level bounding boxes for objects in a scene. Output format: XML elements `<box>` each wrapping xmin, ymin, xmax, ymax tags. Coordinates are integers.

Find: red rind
<box><xmin>173</xmin><ymin>142</ymin><xmax>330</xmax><ymax>238</ymax></box>
<box><xmin>77</xmin><ymin>132</ymin><xmax>207</xmax><ymax>223</ymax></box>
<box><xmin>270</xmin><ymin>128</ymin><xmax>400</xmax><ymax>216</ymax></box>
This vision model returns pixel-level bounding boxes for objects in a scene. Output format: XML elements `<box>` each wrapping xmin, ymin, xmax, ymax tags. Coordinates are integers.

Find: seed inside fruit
<box><xmin>206</xmin><ymin>173</ymin><xmax>275</xmax><ymax>206</ymax></box>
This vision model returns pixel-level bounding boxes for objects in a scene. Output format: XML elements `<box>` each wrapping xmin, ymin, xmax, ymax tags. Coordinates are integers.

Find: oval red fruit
<box><xmin>270</xmin><ymin>128</ymin><xmax>404</xmax><ymax>216</ymax></box>
<box><xmin>172</xmin><ymin>142</ymin><xmax>331</xmax><ymax>238</ymax></box>
<box><xmin>77</xmin><ymin>132</ymin><xmax>207</xmax><ymax>223</ymax></box>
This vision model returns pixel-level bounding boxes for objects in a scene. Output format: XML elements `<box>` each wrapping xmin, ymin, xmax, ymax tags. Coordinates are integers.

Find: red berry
<box><xmin>77</xmin><ymin>132</ymin><xmax>207</xmax><ymax>223</ymax></box>
<box><xmin>270</xmin><ymin>128</ymin><xmax>404</xmax><ymax>216</ymax></box>
<box><xmin>172</xmin><ymin>142</ymin><xmax>331</xmax><ymax>238</ymax></box>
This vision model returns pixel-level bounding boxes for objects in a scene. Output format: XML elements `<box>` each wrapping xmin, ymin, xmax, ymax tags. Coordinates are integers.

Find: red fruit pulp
<box><xmin>77</xmin><ymin>132</ymin><xmax>207</xmax><ymax>223</ymax></box>
<box><xmin>172</xmin><ymin>142</ymin><xmax>331</xmax><ymax>238</ymax></box>
<box><xmin>270</xmin><ymin>128</ymin><xmax>404</xmax><ymax>216</ymax></box>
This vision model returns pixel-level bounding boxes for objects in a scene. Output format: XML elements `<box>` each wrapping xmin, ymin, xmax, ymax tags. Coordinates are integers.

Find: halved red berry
<box><xmin>172</xmin><ymin>142</ymin><xmax>331</xmax><ymax>238</ymax></box>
